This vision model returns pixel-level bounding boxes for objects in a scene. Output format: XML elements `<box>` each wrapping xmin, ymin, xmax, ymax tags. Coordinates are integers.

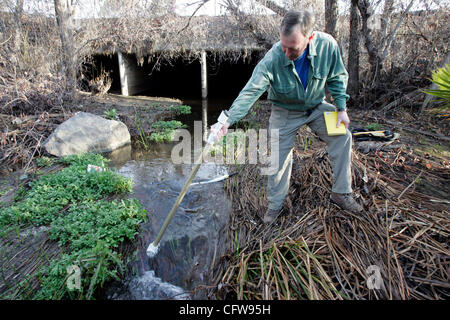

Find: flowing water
<box><xmin>104</xmin><ymin>98</ymin><xmax>233</xmax><ymax>300</ymax></box>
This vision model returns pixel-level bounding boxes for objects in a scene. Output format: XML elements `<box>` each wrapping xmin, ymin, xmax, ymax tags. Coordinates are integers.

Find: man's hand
<box><xmin>208</xmin><ymin>110</ymin><xmax>231</xmax><ymax>144</ymax></box>
<box><xmin>336</xmin><ymin>110</ymin><xmax>350</xmax><ymax>129</ymax></box>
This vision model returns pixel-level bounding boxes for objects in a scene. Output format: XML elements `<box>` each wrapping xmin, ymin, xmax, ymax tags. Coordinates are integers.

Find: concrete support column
<box><xmin>200</xmin><ymin>50</ymin><xmax>208</xmax><ymax>99</ymax></box>
<box><xmin>117</xmin><ymin>52</ymin><xmax>149</xmax><ymax>96</ymax></box>
<box><xmin>117</xmin><ymin>52</ymin><xmax>129</xmax><ymax>96</ymax></box>
<box><xmin>202</xmin><ymin>99</ymin><xmax>208</xmax><ymax>142</ymax></box>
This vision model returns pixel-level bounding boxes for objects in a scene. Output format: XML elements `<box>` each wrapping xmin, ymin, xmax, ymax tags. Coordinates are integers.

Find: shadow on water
<box><xmin>104</xmin><ymin>98</ymin><xmax>233</xmax><ymax>300</ymax></box>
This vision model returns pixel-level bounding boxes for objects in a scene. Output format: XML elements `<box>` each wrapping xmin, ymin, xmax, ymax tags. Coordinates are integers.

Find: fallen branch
<box><xmin>397</xmin><ymin>170</ymin><xmax>423</xmax><ymax>200</ymax></box>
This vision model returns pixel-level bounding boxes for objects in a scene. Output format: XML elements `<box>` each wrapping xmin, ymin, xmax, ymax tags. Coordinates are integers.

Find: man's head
<box><xmin>280</xmin><ymin>10</ymin><xmax>315</xmax><ymax>61</ymax></box>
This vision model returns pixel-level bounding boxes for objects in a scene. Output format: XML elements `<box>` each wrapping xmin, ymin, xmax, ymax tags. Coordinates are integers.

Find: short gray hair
<box><xmin>281</xmin><ymin>10</ymin><xmax>315</xmax><ymax>38</ymax></box>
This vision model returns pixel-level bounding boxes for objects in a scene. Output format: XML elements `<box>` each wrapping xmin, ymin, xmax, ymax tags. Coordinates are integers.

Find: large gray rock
<box><xmin>44</xmin><ymin>112</ymin><xmax>131</xmax><ymax>157</ymax></box>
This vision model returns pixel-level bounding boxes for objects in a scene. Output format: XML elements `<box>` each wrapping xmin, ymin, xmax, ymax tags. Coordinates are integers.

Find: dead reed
<box><xmin>210</xmin><ymin>146</ymin><xmax>449</xmax><ymax>300</ymax></box>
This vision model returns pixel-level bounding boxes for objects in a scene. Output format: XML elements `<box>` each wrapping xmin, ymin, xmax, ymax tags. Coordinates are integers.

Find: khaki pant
<box><xmin>267</xmin><ymin>103</ymin><xmax>353</xmax><ymax>211</ymax></box>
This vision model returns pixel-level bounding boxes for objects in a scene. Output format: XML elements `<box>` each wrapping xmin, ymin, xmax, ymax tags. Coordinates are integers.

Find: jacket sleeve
<box><xmin>227</xmin><ymin>58</ymin><xmax>272</xmax><ymax>125</ymax></box>
<box><xmin>326</xmin><ymin>43</ymin><xmax>350</xmax><ymax>111</ymax></box>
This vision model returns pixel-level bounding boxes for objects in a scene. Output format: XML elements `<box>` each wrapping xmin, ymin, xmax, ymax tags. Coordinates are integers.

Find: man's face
<box><xmin>281</xmin><ymin>28</ymin><xmax>309</xmax><ymax>61</ymax></box>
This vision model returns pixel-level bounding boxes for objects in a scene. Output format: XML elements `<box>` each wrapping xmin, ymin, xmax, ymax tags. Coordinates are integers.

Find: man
<box><xmin>211</xmin><ymin>10</ymin><xmax>363</xmax><ymax>223</ymax></box>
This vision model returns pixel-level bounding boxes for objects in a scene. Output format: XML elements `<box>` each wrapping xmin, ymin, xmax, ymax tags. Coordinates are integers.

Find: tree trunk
<box><xmin>381</xmin><ymin>0</ymin><xmax>394</xmax><ymax>38</ymax></box>
<box><xmin>54</xmin><ymin>0</ymin><xmax>76</xmax><ymax>94</ymax></box>
<box><xmin>325</xmin><ymin>0</ymin><xmax>339</xmax><ymax>41</ymax></box>
<box><xmin>356</xmin><ymin>0</ymin><xmax>382</xmax><ymax>82</ymax></box>
<box><xmin>356</xmin><ymin>0</ymin><xmax>415</xmax><ymax>85</ymax></box>
<box><xmin>13</xmin><ymin>0</ymin><xmax>24</xmax><ymax>60</ymax></box>
<box><xmin>347</xmin><ymin>0</ymin><xmax>360</xmax><ymax>97</ymax></box>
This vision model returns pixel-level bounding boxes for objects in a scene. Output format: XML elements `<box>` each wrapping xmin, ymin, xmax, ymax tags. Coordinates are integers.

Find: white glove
<box><xmin>209</xmin><ymin>121</ymin><xmax>230</xmax><ymax>143</ymax></box>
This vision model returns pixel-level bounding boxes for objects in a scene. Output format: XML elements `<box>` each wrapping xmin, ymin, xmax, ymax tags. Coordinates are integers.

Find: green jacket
<box><xmin>227</xmin><ymin>31</ymin><xmax>349</xmax><ymax>125</ymax></box>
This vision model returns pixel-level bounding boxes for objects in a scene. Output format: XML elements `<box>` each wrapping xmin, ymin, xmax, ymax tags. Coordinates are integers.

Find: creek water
<box><xmin>104</xmin><ymin>98</ymin><xmax>233</xmax><ymax>300</ymax></box>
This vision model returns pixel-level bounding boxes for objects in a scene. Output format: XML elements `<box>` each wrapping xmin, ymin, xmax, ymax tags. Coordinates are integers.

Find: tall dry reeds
<box><xmin>210</xmin><ymin>146</ymin><xmax>449</xmax><ymax>300</ymax></box>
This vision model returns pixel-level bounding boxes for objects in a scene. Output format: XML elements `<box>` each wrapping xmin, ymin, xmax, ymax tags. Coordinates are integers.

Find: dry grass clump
<box><xmin>0</xmin><ymin>42</ymin><xmax>70</xmax><ymax>169</ymax></box>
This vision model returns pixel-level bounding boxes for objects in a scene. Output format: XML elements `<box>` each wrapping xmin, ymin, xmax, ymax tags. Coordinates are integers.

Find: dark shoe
<box><xmin>330</xmin><ymin>192</ymin><xmax>363</xmax><ymax>213</ymax></box>
<box><xmin>263</xmin><ymin>208</ymin><xmax>281</xmax><ymax>224</ymax></box>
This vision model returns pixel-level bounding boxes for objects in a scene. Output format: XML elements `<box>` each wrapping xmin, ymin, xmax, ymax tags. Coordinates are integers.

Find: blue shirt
<box><xmin>294</xmin><ymin>46</ymin><xmax>310</xmax><ymax>90</ymax></box>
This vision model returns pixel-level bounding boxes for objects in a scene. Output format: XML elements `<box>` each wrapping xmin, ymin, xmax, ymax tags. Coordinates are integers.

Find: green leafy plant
<box><xmin>209</xmin><ymin>130</ymin><xmax>246</xmax><ymax>161</ymax></box>
<box><xmin>423</xmin><ymin>63</ymin><xmax>450</xmax><ymax>108</ymax></box>
<box><xmin>35</xmin><ymin>198</ymin><xmax>146</xmax><ymax>300</ymax></box>
<box><xmin>169</xmin><ymin>105</ymin><xmax>191</xmax><ymax>115</ymax></box>
<box><xmin>35</xmin><ymin>240</ymin><xmax>126</xmax><ymax>300</ymax></box>
<box><xmin>36</xmin><ymin>156</ymin><xmax>54</xmax><ymax>167</ymax></box>
<box><xmin>149</xmin><ymin>120</ymin><xmax>187</xmax><ymax>143</ymax></box>
<box><xmin>0</xmin><ymin>153</ymin><xmax>132</xmax><ymax>227</ymax></box>
<box><xmin>104</xmin><ymin>108</ymin><xmax>119</xmax><ymax>120</ymax></box>
<box><xmin>50</xmin><ymin>199</ymin><xmax>145</xmax><ymax>251</ymax></box>
<box><xmin>0</xmin><ymin>153</ymin><xmax>148</xmax><ymax>299</ymax></box>
<box><xmin>365</xmin><ymin>123</ymin><xmax>383</xmax><ymax>131</ymax></box>
<box><xmin>151</xmin><ymin>120</ymin><xmax>186</xmax><ymax>131</ymax></box>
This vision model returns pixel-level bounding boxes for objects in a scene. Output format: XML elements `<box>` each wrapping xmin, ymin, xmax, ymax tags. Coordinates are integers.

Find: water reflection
<box><xmin>105</xmin><ymin>144</ymin><xmax>132</xmax><ymax>167</ymax></box>
<box><xmin>202</xmin><ymin>98</ymin><xmax>208</xmax><ymax>142</ymax></box>
<box><xmin>178</xmin><ymin>97</ymin><xmax>231</xmax><ymax>131</ymax></box>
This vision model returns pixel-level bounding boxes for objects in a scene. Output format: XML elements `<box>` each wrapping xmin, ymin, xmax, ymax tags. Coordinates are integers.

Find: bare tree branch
<box><xmin>254</xmin><ymin>0</ymin><xmax>287</xmax><ymax>16</ymax></box>
<box><xmin>224</xmin><ymin>0</ymin><xmax>276</xmax><ymax>50</ymax></box>
<box><xmin>179</xmin><ymin>0</ymin><xmax>211</xmax><ymax>34</ymax></box>
<box><xmin>381</xmin><ymin>0</ymin><xmax>415</xmax><ymax>61</ymax></box>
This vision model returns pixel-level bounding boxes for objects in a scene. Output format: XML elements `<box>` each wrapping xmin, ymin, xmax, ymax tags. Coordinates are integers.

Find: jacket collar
<box><xmin>308</xmin><ymin>32</ymin><xmax>317</xmax><ymax>57</ymax></box>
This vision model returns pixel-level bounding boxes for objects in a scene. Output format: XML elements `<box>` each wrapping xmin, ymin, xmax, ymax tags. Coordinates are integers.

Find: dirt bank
<box><xmin>0</xmin><ymin>92</ymin><xmax>183</xmax><ymax>175</ymax></box>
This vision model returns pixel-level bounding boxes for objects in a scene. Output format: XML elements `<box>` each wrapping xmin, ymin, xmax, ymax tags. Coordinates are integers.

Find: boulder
<box><xmin>43</xmin><ymin>112</ymin><xmax>131</xmax><ymax>157</ymax></box>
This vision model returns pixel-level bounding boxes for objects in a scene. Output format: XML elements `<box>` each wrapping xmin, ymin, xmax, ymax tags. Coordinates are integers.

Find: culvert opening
<box><xmin>81</xmin><ymin>53</ymin><xmax>122</xmax><ymax>94</ymax></box>
<box><xmin>81</xmin><ymin>50</ymin><xmax>264</xmax><ymax>100</ymax></box>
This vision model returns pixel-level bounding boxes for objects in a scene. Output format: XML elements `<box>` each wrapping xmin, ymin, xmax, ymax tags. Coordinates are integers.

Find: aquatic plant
<box><xmin>169</xmin><ymin>105</ymin><xmax>191</xmax><ymax>115</ymax></box>
<box><xmin>133</xmin><ymin>107</ymin><xmax>150</xmax><ymax>149</ymax></box>
<box><xmin>104</xmin><ymin>108</ymin><xmax>119</xmax><ymax>120</ymax></box>
<box><xmin>149</xmin><ymin>120</ymin><xmax>187</xmax><ymax>143</ymax></box>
